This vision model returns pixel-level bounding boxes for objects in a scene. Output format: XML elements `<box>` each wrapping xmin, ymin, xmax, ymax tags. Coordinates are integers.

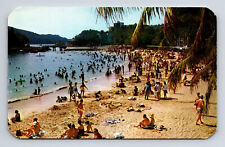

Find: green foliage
<box><xmin>8</xmin><ymin>27</ymin><xmax>29</xmax><ymax>49</ymax></box>
<box><xmin>71</xmin><ymin>29</ymin><xmax>106</xmax><ymax>46</ymax></box>
<box><xmin>71</xmin><ymin>24</ymin><xmax>164</xmax><ymax>46</ymax></box>
<box><xmin>8</xmin><ymin>26</ymin><xmax>68</xmax><ymax>44</ymax></box>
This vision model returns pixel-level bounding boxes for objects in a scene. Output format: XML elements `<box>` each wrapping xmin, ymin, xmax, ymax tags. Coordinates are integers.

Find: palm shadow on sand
<box><xmin>202</xmin><ymin>122</ymin><xmax>217</xmax><ymax>128</ymax></box>
<box><xmin>160</xmin><ymin>97</ymin><xmax>178</xmax><ymax>100</ymax></box>
<box><xmin>147</xmin><ymin>97</ymin><xmax>178</xmax><ymax>101</ymax></box>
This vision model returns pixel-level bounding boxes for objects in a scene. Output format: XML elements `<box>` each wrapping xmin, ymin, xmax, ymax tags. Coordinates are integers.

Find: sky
<box><xmin>8</xmin><ymin>7</ymin><xmax>164</xmax><ymax>39</ymax></box>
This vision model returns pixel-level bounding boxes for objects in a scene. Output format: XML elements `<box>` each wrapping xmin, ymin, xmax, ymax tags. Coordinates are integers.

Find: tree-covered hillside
<box><xmin>8</xmin><ymin>26</ymin><xmax>68</xmax><ymax>44</ymax></box>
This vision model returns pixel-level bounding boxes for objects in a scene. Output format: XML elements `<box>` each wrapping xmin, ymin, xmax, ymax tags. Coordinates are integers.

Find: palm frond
<box><xmin>204</xmin><ymin>71</ymin><xmax>216</xmax><ymax>114</ymax></box>
<box><xmin>190</xmin><ymin>58</ymin><xmax>216</xmax><ymax>85</ymax></box>
<box><xmin>96</xmin><ymin>7</ymin><xmax>138</xmax><ymax>23</ymax></box>
<box><xmin>131</xmin><ymin>7</ymin><xmax>164</xmax><ymax>48</ymax></box>
<box><xmin>167</xmin><ymin>56</ymin><xmax>191</xmax><ymax>91</ymax></box>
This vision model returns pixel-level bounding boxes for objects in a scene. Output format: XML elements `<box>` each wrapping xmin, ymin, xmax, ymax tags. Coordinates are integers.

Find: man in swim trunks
<box><xmin>195</xmin><ymin>96</ymin><xmax>204</xmax><ymax>125</ymax></box>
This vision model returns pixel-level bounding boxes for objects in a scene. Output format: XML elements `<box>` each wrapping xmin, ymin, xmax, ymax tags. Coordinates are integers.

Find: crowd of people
<box><xmin>9</xmin><ymin>48</ymin><xmax>207</xmax><ymax>139</ymax></box>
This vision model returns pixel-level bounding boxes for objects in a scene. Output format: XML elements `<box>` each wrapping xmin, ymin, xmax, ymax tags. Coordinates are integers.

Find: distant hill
<box><xmin>8</xmin><ymin>26</ymin><xmax>68</xmax><ymax>44</ymax></box>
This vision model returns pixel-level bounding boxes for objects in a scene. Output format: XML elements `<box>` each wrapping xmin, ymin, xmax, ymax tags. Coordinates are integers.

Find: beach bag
<box><xmin>16</xmin><ymin>130</ymin><xmax>22</xmax><ymax>136</ymax></box>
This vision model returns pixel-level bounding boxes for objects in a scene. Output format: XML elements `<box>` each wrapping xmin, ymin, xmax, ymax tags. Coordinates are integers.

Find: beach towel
<box><xmin>85</xmin><ymin>112</ymin><xmax>95</xmax><ymax>117</ymax></box>
<box><xmin>114</xmin><ymin>132</ymin><xmax>124</xmax><ymax>139</ymax></box>
<box><xmin>128</xmin><ymin>96</ymin><xmax>136</xmax><ymax>100</ymax></box>
<box><xmin>103</xmin><ymin>119</ymin><xmax>120</xmax><ymax>126</ymax></box>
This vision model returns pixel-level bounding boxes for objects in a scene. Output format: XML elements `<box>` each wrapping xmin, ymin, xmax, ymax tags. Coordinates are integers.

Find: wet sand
<box><xmin>8</xmin><ymin>50</ymin><xmax>217</xmax><ymax>139</ymax></box>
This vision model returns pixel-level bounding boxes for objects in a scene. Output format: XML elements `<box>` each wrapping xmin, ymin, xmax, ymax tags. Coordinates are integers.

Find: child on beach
<box><xmin>11</xmin><ymin>110</ymin><xmax>21</xmax><ymax>123</ymax></box>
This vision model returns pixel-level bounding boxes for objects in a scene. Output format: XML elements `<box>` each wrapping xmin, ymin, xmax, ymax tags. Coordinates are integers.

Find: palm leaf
<box><xmin>167</xmin><ymin>56</ymin><xmax>191</xmax><ymax>91</ymax></box>
<box><xmin>131</xmin><ymin>7</ymin><xmax>165</xmax><ymax>48</ymax></box>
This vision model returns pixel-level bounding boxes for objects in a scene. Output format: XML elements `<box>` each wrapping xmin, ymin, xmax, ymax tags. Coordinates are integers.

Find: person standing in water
<box><xmin>68</xmin><ymin>84</ymin><xmax>74</xmax><ymax>102</ymax></box>
<box><xmin>73</xmin><ymin>82</ymin><xmax>78</xmax><ymax>102</ymax></box>
<box><xmin>128</xmin><ymin>62</ymin><xmax>132</xmax><ymax>72</ymax></box>
<box><xmin>81</xmin><ymin>72</ymin><xmax>85</xmax><ymax>83</ymax></box>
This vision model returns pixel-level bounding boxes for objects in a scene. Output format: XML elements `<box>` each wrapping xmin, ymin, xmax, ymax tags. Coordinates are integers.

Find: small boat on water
<box><xmin>36</xmin><ymin>53</ymin><xmax>45</xmax><ymax>57</ymax></box>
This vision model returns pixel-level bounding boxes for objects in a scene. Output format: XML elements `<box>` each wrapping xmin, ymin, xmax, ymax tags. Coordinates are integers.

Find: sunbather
<box><xmin>61</xmin><ymin>124</ymin><xmax>78</xmax><ymax>139</ymax></box>
<box><xmin>11</xmin><ymin>110</ymin><xmax>21</xmax><ymax>123</ymax></box>
<box><xmin>30</xmin><ymin>118</ymin><xmax>43</xmax><ymax>137</ymax></box>
<box><xmin>93</xmin><ymin>128</ymin><xmax>103</xmax><ymax>139</ymax></box>
<box><xmin>135</xmin><ymin>114</ymin><xmax>152</xmax><ymax>129</ymax></box>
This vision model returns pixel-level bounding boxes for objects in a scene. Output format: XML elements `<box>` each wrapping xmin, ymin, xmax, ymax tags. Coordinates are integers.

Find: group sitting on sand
<box><xmin>60</xmin><ymin>120</ymin><xmax>102</xmax><ymax>139</ymax></box>
<box><xmin>135</xmin><ymin>114</ymin><xmax>155</xmax><ymax>129</ymax></box>
<box><xmin>16</xmin><ymin>118</ymin><xmax>45</xmax><ymax>138</ymax></box>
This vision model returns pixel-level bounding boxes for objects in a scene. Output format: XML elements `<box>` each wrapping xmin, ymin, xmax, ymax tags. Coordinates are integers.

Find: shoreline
<box><xmin>8</xmin><ymin>60</ymin><xmax>134</xmax><ymax>119</ymax></box>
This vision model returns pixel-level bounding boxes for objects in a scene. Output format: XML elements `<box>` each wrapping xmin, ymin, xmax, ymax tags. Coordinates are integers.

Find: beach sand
<box><xmin>8</xmin><ymin>50</ymin><xmax>217</xmax><ymax>139</ymax></box>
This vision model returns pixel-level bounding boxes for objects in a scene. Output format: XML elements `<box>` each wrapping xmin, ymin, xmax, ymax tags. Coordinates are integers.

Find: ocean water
<box><xmin>8</xmin><ymin>49</ymin><xmax>126</xmax><ymax>102</ymax></box>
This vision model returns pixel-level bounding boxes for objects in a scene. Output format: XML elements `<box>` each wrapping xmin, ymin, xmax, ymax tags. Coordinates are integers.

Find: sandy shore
<box><xmin>8</xmin><ymin>50</ymin><xmax>217</xmax><ymax>139</ymax></box>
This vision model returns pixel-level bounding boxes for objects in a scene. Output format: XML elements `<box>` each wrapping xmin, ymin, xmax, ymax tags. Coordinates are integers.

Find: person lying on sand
<box><xmin>11</xmin><ymin>110</ymin><xmax>21</xmax><ymax>123</ymax></box>
<box><xmin>21</xmin><ymin>129</ymin><xmax>33</xmax><ymax>137</ymax></box>
<box><xmin>135</xmin><ymin>114</ymin><xmax>154</xmax><ymax>129</ymax></box>
<box><xmin>85</xmin><ymin>121</ymin><xmax>93</xmax><ymax>133</ymax></box>
<box><xmin>93</xmin><ymin>128</ymin><xmax>103</xmax><ymax>139</ymax></box>
<box><xmin>78</xmin><ymin>99</ymin><xmax>84</xmax><ymax>121</ymax></box>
